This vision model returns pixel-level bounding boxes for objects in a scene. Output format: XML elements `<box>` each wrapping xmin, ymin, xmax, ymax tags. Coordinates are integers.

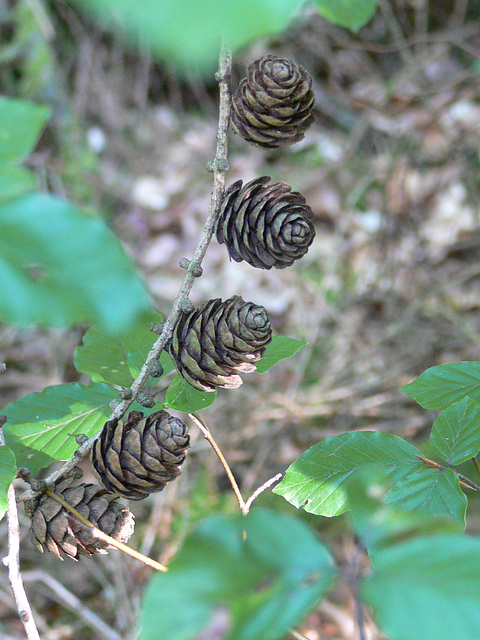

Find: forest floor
<box><xmin>1</xmin><ymin>1</ymin><xmax>480</xmax><ymax>638</ymax></box>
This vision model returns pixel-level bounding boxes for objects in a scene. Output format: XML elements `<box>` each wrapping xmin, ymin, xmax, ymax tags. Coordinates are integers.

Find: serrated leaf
<box><xmin>362</xmin><ymin>535</ymin><xmax>480</xmax><ymax>640</ymax></box>
<box><xmin>0</xmin><ymin>446</ymin><xmax>17</xmax><ymax>521</ymax></box>
<box><xmin>140</xmin><ymin>508</ymin><xmax>336</xmax><ymax>640</ymax></box>
<box><xmin>3</xmin><ymin>383</ymin><xmax>118</xmax><ymax>473</ymax></box>
<box><xmin>0</xmin><ymin>97</ymin><xmax>51</xmax><ymax>164</ymax></box>
<box><xmin>384</xmin><ymin>468</ymin><xmax>467</xmax><ymax>527</ymax></box>
<box><xmin>164</xmin><ymin>373</ymin><xmax>217</xmax><ymax>413</ymax></box>
<box><xmin>274</xmin><ymin>431</ymin><xmax>423</xmax><ymax>516</ymax></box>
<box><xmin>74</xmin><ymin>0</ymin><xmax>305</xmax><ymax>73</ymax></box>
<box><xmin>402</xmin><ymin>361</ymin><xmax>480</xmax><ymax>411</ymax></box>
<box><xmin>255</xmin><ymin>336</ymin><xmax>307</xmax><ymax>374</ymax></box>
<box><xmin>0</xmin><ymin>193</ymin><xmax>151</xmax><ymax>331</ymax></box>
<box><xmin>429</xmin><ymin>396</ymin><xmax>480</xmax><ymax>464</ymax></box>
<box><xmin>313</xmin><ymin>0</ymin><xmax>378</xmax><ymax>32</ymax></box>
<box><xmin>74</xmin><ymin>311</ymin><xmax>163</xmax><ymax>387</ymax></box>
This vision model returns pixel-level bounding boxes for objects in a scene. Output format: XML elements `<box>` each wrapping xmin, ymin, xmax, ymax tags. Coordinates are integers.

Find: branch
<box><xmin>3</xmin><ymin>483</ymin><xmax>41</xmax><ymax>640</ymax></box>
<box><xmin>19</xmin><ymin>42</ymin><xmax>233</xmax><ymax>503</ymax></box>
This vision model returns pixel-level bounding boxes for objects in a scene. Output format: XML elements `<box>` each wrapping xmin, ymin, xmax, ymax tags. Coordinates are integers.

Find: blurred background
<box><xmin>1</xmin><ymin>0</ymin><xmax>480</xmax><ymax>637</ymax></box>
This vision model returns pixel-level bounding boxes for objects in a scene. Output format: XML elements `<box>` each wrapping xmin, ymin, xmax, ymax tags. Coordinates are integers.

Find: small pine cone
<box><xmin>92</xmin><ymin>410</ymin><xmax>190</xmax><ymax>500</ymax></box>
<box><xmin>169</xmin><ymin>295</ymin><xmax>272</xmax><ymax>392</ymax></box>
<box><xmin>231</xmin><ymin>55</ymin><xmax>315</xmax><ymax>149</ymax></box>
<box><xmin>25</xmin><ymin>478</ymin><xmax>134</xmax><ymax>560</ymax></box>
<box><xmin>216</xmin><ymin>176</ymin><xmax>316</xmax><ymax>269</ymax></box>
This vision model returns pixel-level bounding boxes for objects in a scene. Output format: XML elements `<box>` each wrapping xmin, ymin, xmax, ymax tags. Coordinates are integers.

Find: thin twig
<box><xmin>189</xmin><ymin>413</ymin><xmax>246</xmax><ymax>512</ymax></box>
<box><xmin>19</xmin><ymin>42</ymin><xmax>233</xmax><ymax>504</ymax></box>
<box><xmin>45</xmin><ymin>489</ymin><xmax>167</xmax><ymax>572</ymax></box>
<box><xmin>190</xmin><ymin>414</ymin><xmax>282</xmax><ymax>515</ymax></box>
<box><xmin>415</xmin><ymin>455</ymin><xmax>480</xmax><ymax>492</ymax></box>
<box><xmin>289</xmin><ymin>630</ymin><xmax>310</xmax><ymax>640</ymax></box>
<box><xmin>22</xmin><ymin>570</ymin><xmax>122</xmax><ymax>640</ymax></box>
<box><xmin>3</xmin><ymin>483</ymin><xmax>41</xmax><ymax>640</ymax></box>
<box><xmin>243</xmin><ymin>473</ymin><xmax>283</xmax><ymax>513</ymax></box>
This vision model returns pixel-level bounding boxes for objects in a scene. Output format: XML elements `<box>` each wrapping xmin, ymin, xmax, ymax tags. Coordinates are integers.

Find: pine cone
<box><xmin>231</xmin><ymin>55</ymin><xmax>315</xmax><ymax>149</ymax></box>
<box><xmin>169</xmin><ymin>295</ymin><xmax>272</xmax><ymax>392</ymax></box>
<box><xmin>25</xmin><ymin>478</ymin><xmax>134</xmax><ymax>560</ymax></box>
<box><xmin>92</xmin><ymin>410</ymin><xmax>190</xmax><ymax>500</ymax></box>
<box><xmin>216</xmin><ymin>176</ymin><xmax>316</xmax><ymax>269</ymax></box>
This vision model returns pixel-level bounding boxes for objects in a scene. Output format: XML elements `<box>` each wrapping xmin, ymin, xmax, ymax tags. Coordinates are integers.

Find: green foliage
<box><xmin>0</xmin><ymin>97</ymin><xmax>50</xmax><ymax>202</ymax></box>
<box><xmin>74</xmin><ymin>312</ymin><xmax>167</xmax><ymax>387</ymax></box>
<box><xmin>430</xmin><ymin>396</ymin><xmax>480</xmax><ymax>464</ymax></box>
<box><xmin>402</xmin><ymin>361</ymin><xmax>480</xmax><ymax>410</ymax></box>
<box><xmin>0</xmin><ymin>445</ymin><xmax>17</xmax><ymax>521</ymax></box>
<box><xmin>362</xmin><ymin>535</ymin><xmax>480</xmax><ymax>640</ymax></box>
<box><xmin>140</xmin><ymin>508</ymin><xmax>336</xmax><ymax>640</ymax></box>
<box><xmin>0</xmin><ymin>193</ymin><xmax>151</xmax><ymax>331</ymax></box>
<box><xmin>164</xmin><ymin>373</ymin><xmax>217</xmax><ymax>413</ymax></box>
<box><xmin>255</xmin><ymin>336</ymin><xmax>306</xmax><ymax>374</ymax></box>
<box><xmin>274</xmin><ymin>431</ymin><xmax>424</xmax><ymax>516</ymax></box>
<box><xmin>384</xmin><ymin>467</ymin><xmax>466</xmax><ymax>526</ymax></box>
<box><xmin>74</xmin><ymin>0</ymin><xmax>305</xmax><ymax>73</ymax></box>
<box><xmin>313</xmin><ymin>0</ymin><xmax>378</xmax><ymax>32</ymax></box>
<box><xmin>3</xmin><ymin>383</ymin><xmax>118</xmax><ymax>473</ymax></box>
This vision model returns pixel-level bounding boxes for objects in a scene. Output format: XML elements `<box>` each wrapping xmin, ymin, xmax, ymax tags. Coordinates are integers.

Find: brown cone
<box><xmin>169</xmin><ymin>295</ymin><xmax>272</xmax><ymax>392</ymax></box>
<box><xmin>231</xmin><ymin>55</ymin><xmax>315</xmax><ymax>149</ymax></box>
<box><xmin>216</xmin><ymin>176</ymin><xmax>316</xmax><ymax>269</ymax></box>
<box><xmin>92</xmin><ymin>410</ymin><xmax>190</xmax><ymax>500</ymax></box>
<box><xmin>25</xmin><ymin>478</ymin><xmax>135</xmax><ymax>560</ymax></box>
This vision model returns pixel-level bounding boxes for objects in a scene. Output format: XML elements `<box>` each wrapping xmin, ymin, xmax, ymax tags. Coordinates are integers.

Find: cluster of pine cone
<box><xmin>27</xmin><ymin>410</ymin><xmax>190</xmax><ymax>559</ymax></box>
<box><xmin>26</xmin><ymin>54</ymin><xmax>316</xmax><ymax>560</ymax></box>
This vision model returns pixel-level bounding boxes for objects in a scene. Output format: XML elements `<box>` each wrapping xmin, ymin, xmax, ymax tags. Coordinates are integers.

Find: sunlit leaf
<box><xmin>402</xmin><ymin>361</ymin><xmax>480</xmax><ymax>410</ymax></box>
<box><xmin>3</xmin><ymin>383</ymin><xmax>118</xmax><ymax>473</ymax></box>
<box><xmin>256</xmin><ymin>336</ymin><xmax>307</xmax><ymax>374</ymax></box>
<box><xmin>274</xmin><ymin>431</ymin><xmax>423</xmax><ymax>516</ymax></box>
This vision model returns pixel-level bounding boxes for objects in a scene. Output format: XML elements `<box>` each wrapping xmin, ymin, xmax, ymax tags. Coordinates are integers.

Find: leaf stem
<box><xmin>415</xmin><ymin>454</ymin><xmax>480</xmax><ymax>491</ymax></box>
<box><xmin>18</xmin><ymin>42</ymin><xmax>233</xmax><ymax>504</ymax></box>
<box><xmin>189</xmin><ymin>413</ymin><xmax>246</xmax><ymax>513</ymax></box>
<box><xmin>45</xmin><ymin>489</ymin><xmax>167</xmax><ymax>572</ymax></box>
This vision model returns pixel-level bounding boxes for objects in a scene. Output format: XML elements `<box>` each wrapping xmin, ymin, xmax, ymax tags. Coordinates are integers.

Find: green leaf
<box><xmin>3</xmin><ymin>383</ymin><xmax>118</xmax><ymax>473</ymax></box>
<box><xmin>402</xmin><ymin>361</ymin><xmax>480</xmax><ymax>411</ymax></box>
<box><xmin>0</xmin><ymin>164</ymin><xmax>37</xmax><ymax>204</ymax></box>
<box><xmin>313</xmin><ymin>0</ymin><xmax>378</xmax><ymax>32</ymax></box>
<box><xmin>384</xmin><ymin>468</ymin><xmax>467</xmax><ymax>527</ymax></box>
<box><xmin>0</xmin><ymin>97</ymin><xmax>50</xmax><ymax>164</ymax></box>
<box><xmin>362</xmin><ymin>535</ymin><xmax>480</xmax><ymax>640</ymax></box>
<box><xmin>345</xmin><ymin>469</ymin><xmax>463</xmax><ymax>554</ymax></box>
<box><xmin>430</xmin><ymin>396</ymin><xmax>480</xmax><ymax>464</ymax></box>
<box><xmin>140</xmin><ymin>509</ymin><xmax>336</xmax><ymax>640</ymax></box>
<box><xmin>255</xmin><ymin>336</ymin><xmax>307</xmax><ymax>374</ymax></box>
<box><xmin>0</xmin><ymin>446</ymin><xmax>17</xmax><ymax>521</ymax></box>
<box><xmin>274</xmin><ymin>431</ymin><xmax>423</xmax><ymax>516</ymax></box>
<box><xmin>74</xmin><ymin>0</ymin><xmax>305</xmax><ymax>72</ymax></box>
<box><xmin>0</xmin><ymin>193</ymin><xmax>151</xmax><ymax>331</ymax></box>
<box><xmin>164</xmin><ymin>373</ymin><xmax>217</xmax><ymax>413</ymax></box>
<box><xmin>74</xmin><ymin>311</ymin><xmax>164</xmax><ymax>387</ymax></box>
